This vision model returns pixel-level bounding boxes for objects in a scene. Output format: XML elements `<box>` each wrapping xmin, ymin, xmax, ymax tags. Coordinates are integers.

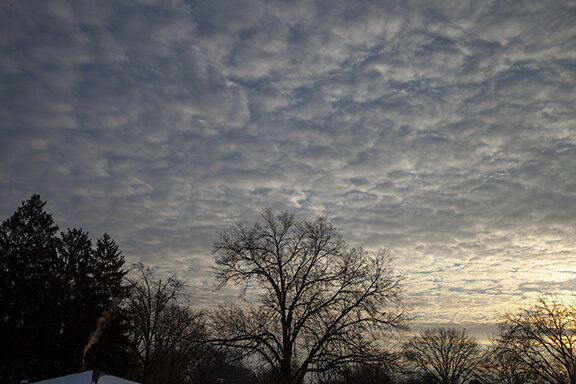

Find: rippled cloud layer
<box><xmin>1</xmin><ymin>0</ymin><xmax>575</xmax><ymax>327</ymax></box>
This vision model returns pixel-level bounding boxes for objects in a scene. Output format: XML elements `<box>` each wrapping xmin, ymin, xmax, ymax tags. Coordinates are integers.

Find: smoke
<box><xmin>83</xmin><ymin>297</ymin><xmax>122</xmax><ymax>362</ymax></box>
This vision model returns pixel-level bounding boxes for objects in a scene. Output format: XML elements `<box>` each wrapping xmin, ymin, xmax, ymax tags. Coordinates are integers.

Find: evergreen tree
<box><xmin>0</xmin><ymin>195</ymin><xmax>131</xmax><ymax>383</ymax></box>
<box><xmin>93</xmin><ymin>233</ymin><xmax>128</xmax><ymax>303</ymax></box>
<box><xmin>82</xmin><ymin>233</ymin><xmax>133</xmax><ymax>376</ymax></box>
<box><xmin>54</xmin><ymin>228</ymin><xmax>99</xmax><ymax>376</ymax></box>
<box><xmin>0</xmin><ymin>194</ymin><xmax>59</xmax><ymax>383</ymax></box>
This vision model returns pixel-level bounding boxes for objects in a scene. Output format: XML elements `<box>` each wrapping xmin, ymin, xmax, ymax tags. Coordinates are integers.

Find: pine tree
<box><xmin>0</xmin><ymin>195</ymin><xmax>132</xmax><ymax>382</ymax></box>
<box><xmin>0</xmin><ymin>195</ymin><xmax>59</xmax><ymax>383</ymax></box>
<box><xmin>93</xmin><ymin>233</ymin><xmax>128</xmax><ymax>303</ymax></box>
<box><xmin>51</xmin><ymin>229</ymin><xmax>131</xmax><ymax>376</ymax></box>
<box><xmin>82</xmin><ymin>233</ymin><xmax>133</xmax><ymax>375</ymax></box>
<box><xmin>55</xmin><ymin>228</ymin><xmax>97</xmax><ymax>376</ymax></box>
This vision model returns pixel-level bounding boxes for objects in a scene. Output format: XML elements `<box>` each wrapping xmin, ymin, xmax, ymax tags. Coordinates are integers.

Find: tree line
<box><xmin>1</xmin><ymin>195</ymin><xmax>575</xmax><ymax>384</ymax></box>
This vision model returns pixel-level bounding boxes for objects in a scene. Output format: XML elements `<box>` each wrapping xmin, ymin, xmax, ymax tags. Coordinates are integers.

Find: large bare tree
<box><xmin>494</xmin><ymin>294</ymin><xmax>576</xmax><ymax>384</ymax></box>
<box><xmin>211</xmin><ymin>210</ymin><xmax>409</xmax><ymax>384</ymax></box>
<box><xmin>482</xmin><ymin>343</ymin><xmax>536</xmax><ymax>384</ymax></box>
<box><xmin>403</xmin><ymin>327</ymin><xmax>483</xmax><ymax>384</ymax></box>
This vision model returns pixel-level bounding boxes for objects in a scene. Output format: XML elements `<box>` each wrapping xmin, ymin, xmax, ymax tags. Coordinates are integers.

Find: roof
<box><xmin>31</xmin><ymin>371</ymin><xmax>140</xmax><ymax>384</ymax></box>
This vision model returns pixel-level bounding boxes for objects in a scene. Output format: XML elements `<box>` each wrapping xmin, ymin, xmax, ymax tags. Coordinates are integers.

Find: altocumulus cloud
<box><xmin>1</xmin><ymin>0</ymin><xmax>575</xmax><ymax>326</ymax></box>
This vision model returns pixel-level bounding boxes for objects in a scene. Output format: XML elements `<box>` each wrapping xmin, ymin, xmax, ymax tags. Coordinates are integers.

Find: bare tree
<box><xmin>494</xmin><ymin>294</ymin><xmax>576</xmax><ymax>384</ymax></box>
<box><xmin>126</xmin><ymin>263</ymin><xmax>206</xmax><ymax>384</ymax></box>
<box><xmin>482</xmin><ymin>343</ymin><xmax>537</xmax><ymax>384</ymax></box>
<box><xmin>403</xmin><ymin>327</ymin><xmax>483</xmax><ymax>384</ymax></box>
<box><xmin>210</xmin><ymin>210</ymin><xmax>409</xmax><ymax>384</ymax></box>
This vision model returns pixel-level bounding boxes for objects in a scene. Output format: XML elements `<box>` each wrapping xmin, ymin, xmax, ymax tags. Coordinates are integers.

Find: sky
<box><xmin>1</xmin><ymin>0</ymin><xmax>575</xmax><ymax>336</ymax></box>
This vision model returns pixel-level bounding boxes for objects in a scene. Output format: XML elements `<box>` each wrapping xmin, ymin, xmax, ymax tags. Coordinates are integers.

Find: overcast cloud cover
<box><xmin>1</xmin><ymin>0</ymin><xmax>575</xmax><ymax>331</ymax></box>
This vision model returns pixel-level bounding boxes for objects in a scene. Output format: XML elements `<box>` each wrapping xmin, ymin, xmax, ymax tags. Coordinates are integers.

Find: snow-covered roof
<box><xmin>31</xmin><ymin>371</ymin><xmax>140</xmax><ymax>384</ymax></box>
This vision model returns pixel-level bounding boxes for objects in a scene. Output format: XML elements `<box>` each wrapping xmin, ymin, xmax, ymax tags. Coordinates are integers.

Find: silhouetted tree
<box><xmin>481</xmin><ymin>342</ymin><xmax>537</xmax><ymax>384</ymax></box>
<box><xmin>84</xmin><ymin>307</ymin><xmax>140</xmax><ymax>380</ymax></box>
<box><xmin>494</xmin><ymin>294</ymin><xmax>576</xmax><ymax>384</ymax></box>
<box><xmin>126</xmin><ymin>263</ymin><xmax>206</xmax><ymax>384</ymax></box>
<box><xmin>403</xmin><ymin>327</ymin><xmax>483</xmax><ymax>384</ymax></box>
<box><xmin>211</xmin><ymin>210</ymin><xmax>409</xmax><ymax>384</ymax></box>
<box><xmin>0</xmin><ymin>195</ymin><xmax>129</xmax><ymax>382</ymax></box>
<box><xmin>83</xmin><ymin>233</ymin><xmax>138</xmax><ymax>377</ymax></box>
<box><xmin>192</xmin><ymin>346</ymin><xmax>256</xmax><ymax>384</ymax></box>
<box><xmin>93</xmin><ymin>233</ymin><xmax>130</xmax><ymax>304</ymax></box>
<box><xmin>0</xmin><ymin>194</ymin><xmax>59</xmax><ymax>383</ymax></box>
<box><xmin>55</xmin><ymin>229</ymin><xmax>131</xmax><ymax>375</ymax></box>
<box><xmin>317</xmin><ymin>364</ymin><xmax>395</xmax><ymax>384</ymax></box>
<box><xmin>56</xmin><ymin>228</ymin><xmax>96</xmax><ymax>373</ymax></box>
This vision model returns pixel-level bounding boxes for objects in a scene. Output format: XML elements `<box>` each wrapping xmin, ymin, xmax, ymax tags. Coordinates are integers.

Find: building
<box><xmin>30</xmin><ymin>370</ymin><xmax>139</xmax><ymax>384</ymax></box>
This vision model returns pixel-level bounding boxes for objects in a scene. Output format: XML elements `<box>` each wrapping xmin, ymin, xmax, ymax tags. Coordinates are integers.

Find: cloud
<box><xmin>1</xmin><ymin>0</ymin><xmax>575</xmax><ymax>323</ymax></box>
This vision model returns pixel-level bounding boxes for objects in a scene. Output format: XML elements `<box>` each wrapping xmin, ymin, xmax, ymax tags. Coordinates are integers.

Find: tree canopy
<box><xmin>0</xmin><ymin>195</ymin><xmax>129</xmax><ymax>383</ymax></box>
<box><xmin>211</xmin><ymin>209</ymin><xmax>409</xmax><ymax>384</ymax></box>
<box><xmin>403</xmin><ymin>327</ymin><xmax>483</xmax><ymax>384</ymax></box>
<box><xmin>5</xmin><ymin>196</ymin><xmax>576</xmax><ymax>384</ymax></box>
<box><xmin>494</xmin><ymin>294</ymin><xmax>576</xmax><ymax>384</ymax></box>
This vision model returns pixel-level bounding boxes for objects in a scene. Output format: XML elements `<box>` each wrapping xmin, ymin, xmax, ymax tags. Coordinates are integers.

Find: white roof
<box><xmin>31</xmin><ymin>371</ymin><xmax>140</xmax><ymax>384</ymax></box>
